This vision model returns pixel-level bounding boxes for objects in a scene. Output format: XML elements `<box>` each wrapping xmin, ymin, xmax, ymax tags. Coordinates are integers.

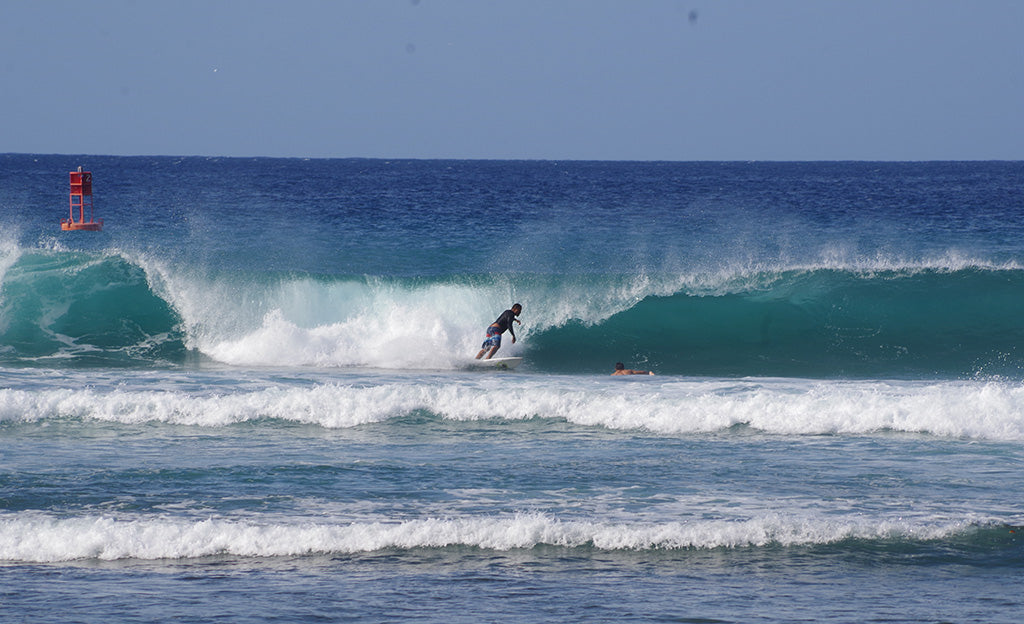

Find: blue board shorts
<box><xmin>481</xmin><ymin>326</ymin><xmax>502</xmax><ymax>349</ymax></box>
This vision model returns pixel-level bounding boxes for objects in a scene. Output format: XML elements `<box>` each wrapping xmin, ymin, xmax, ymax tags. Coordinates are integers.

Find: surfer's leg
<box><xmin>479</xmin><ymin>329</ymin><xmax>501</xmax><ymax>359</ymax></box>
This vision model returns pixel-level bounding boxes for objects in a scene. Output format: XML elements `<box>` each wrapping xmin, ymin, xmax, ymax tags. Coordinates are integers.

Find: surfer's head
<box><xmin>512</xmin><ymin>303</ymin><xmax>522</xmax><ymax>315</ymax></box>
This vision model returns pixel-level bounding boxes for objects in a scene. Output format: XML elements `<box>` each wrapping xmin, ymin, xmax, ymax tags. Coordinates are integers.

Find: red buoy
<box><xmin>61</xmin><ymin>167</ymin><xmax>103</xmax><ymax>231</ymax></box>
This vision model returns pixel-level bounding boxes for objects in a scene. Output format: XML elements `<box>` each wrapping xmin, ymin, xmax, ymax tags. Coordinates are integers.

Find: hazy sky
<box><xmin>3</xmin><ymin>1</ymin><xmax>1022</xmax><ymax>160</ymax></box>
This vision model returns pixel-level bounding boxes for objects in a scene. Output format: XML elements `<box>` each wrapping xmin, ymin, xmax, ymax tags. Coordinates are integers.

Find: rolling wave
<box><xmin>531</xmin><ymin>266</ymin><xmax>1024</xmax><ymax>377</ymax></box>
<box><xmin>4</xmin><ymin>376</ymin><xmax>1024</xmax><ymax>440</ymax></box>
<box><xmin>0</xmin><ymin>249</ymin><xmax>186</xmax><ymax>366</ymax></box>
<box><xmin>1</xmin><ymin>512</ymin><xmax>1018</xmax><ymax>563</ymax></box>
<box><xmin>3</xmin><ymin>244</ymin><xmax>1024</xmax><ymax>377</ymax></box>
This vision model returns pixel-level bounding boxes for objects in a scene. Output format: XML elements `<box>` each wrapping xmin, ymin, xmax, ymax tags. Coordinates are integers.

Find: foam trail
<box><xmin>0</xmin><ymin>512</ymin><xmax>989</xmax><ymax>562</ymax></box>
<box><xmin>3</xmin><ymin>378</ymin><xmax>1024</xmax><ymax>440</ymax></box>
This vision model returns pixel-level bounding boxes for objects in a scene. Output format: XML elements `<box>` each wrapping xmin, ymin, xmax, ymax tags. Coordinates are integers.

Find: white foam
<box><xmin>3</xmin><ymin>377</ymin><xmax>1024</xmax><ymax>441</ymax></box>
<box><xmin>0</xmin><ymin>511</ymin><xmax>984</xmax><ymax>563</ymax></box>
<box><xmin>127</xmin><ymin>256</ymin><xmax>528</xmax><ymax>368</ymax></box>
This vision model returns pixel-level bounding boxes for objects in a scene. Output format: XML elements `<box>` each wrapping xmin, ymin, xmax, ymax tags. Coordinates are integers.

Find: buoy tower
<box><xmin>61</xmin><ymin>167</ymin><xmax>103</xmax><ymax>231</ymax></box>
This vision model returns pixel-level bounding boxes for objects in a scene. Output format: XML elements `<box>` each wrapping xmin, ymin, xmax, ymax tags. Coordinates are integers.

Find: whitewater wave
<box><xmin>3</xmin><ymin>377</ymin><xmax>1024</xmax><ymax>440</ymax></box>
<box><xmin>1</xmin><ymin>511</ymin><xmax>1009</xmax><ymax>562</ymax></box>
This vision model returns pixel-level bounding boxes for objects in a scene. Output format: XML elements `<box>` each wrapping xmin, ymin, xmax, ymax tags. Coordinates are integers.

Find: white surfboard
<box><xmin>467</xmin><ymin>356</ymin><xmax>522</xmax><ymax>370</ymax></box>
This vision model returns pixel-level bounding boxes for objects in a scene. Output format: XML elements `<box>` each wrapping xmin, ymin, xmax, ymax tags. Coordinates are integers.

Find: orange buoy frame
<box><xmin>61</xmin><ymin>166</ymin><xmax>103</xmax><ymax>231</ymax></box>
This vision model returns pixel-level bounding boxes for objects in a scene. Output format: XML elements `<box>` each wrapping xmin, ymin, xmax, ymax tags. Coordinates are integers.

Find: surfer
<box><xmin>613</xmin><ymin>362</ymin><xmax>654</xmax><ymax>376</ymax></box>
<box><xmin>475</xmin><ymin>303</ymin><xmax>522</xmax><ymax>360</ymax></box>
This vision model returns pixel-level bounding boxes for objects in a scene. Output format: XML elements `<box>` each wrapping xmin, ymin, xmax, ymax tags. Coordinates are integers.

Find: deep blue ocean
<box><xmin>2</xmin><ymin>155</ymin><xmax>1023</xmax><ymax>622</ymax></box>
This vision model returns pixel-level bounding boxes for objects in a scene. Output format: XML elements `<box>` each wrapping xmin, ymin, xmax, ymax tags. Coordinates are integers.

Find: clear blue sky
<box><xmin>2</xmin><ymin>1</ymin><xmax>1022</xmax><ymax>160</ymax></box>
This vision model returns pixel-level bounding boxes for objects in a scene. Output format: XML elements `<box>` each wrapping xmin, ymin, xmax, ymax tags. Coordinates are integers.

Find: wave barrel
<box><xmin>61</xmin><ymin>166</ymin><xmax>103</xmax><ymax>231</ymax></box>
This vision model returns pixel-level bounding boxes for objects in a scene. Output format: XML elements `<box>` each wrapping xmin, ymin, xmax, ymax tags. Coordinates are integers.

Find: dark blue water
<box><xmin>2</xmin><ymin>155</ymin><xmax>1023</xmax><ymax>622</ymax></box>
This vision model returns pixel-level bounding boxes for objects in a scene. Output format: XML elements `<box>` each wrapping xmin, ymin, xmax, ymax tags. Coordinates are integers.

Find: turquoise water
<box><xmin>2</xmin><ymin>156</ymin><xmax>1023</xmax><ymax>622</ymax></box>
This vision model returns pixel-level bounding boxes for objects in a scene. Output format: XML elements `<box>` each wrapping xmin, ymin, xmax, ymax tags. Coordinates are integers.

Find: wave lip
<box><xmin>0</xmin><ymin>248</ymin><xmax>186</xmax><ymax>366</ymax></box>
<box><xmin>1</xmin><ymin>512</ymin><xmax>1005</xmax><ymax>563</ymax></box>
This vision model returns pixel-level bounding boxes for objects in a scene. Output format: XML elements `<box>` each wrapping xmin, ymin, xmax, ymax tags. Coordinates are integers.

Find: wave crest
<box><xmin>4</xmin><ymin>378</ymin><xmax>1024</xmax><ymax>440</ymax></box>
<box><xmin>1</xmin><ymin>511</ymin><xmax>1002</xmax><ymax>562</ymax></box>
